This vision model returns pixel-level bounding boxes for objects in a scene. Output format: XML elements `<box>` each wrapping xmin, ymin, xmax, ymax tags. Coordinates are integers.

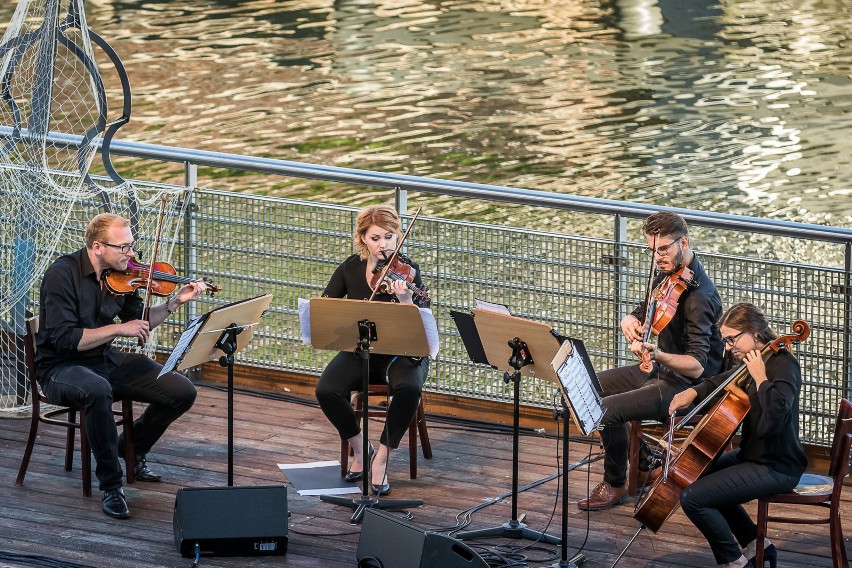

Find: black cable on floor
<box><xmin>0</xmin><ymin>551</ymin><xmax>97</xmax><ymax>568</ymax></box>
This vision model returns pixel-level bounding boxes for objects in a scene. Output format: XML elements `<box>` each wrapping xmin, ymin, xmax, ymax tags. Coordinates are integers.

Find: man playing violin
<box><xmin>315</xmin><ymin>204</ymin><xmax>430</xmax><ymax>497</ymax></box>
<box><xmin>670</xmin><ymin>303</ymin><xmax>806</xmax><ymax>567</ymax></box>
<box><xmin>579</xmin><ymin>211</ymin><xmax>724</xmax><ymax>511</ymax></box>
<box><xmin>36</xmin><ymin>213</ymin><xmax>208</xmax><ymax>519</ymax></box>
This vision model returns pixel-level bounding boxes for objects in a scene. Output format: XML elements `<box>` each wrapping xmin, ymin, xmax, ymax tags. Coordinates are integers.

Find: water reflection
<box><xmin>0</xmin><ymin>0</ymin><xmax>848</xmax><ymax>237</ymax></box>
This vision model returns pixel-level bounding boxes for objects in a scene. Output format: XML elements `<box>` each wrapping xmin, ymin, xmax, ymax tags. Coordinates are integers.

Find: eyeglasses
<box><xmin>722</xmin><ymin>330</ymin><xmax>746</xmax><ymax>347</ymax></box>
<box><xmin>646</xmin><ymin>237</ymin><xmax>682</xmax><ymax>257</ymax></box>
<box><xmin>99</xmin><ymin>242</ymin><xmax>135</xmax><ymax>254</ymax></box>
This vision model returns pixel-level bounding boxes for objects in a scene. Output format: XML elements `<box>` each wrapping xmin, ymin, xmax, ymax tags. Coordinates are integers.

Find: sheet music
<box><xmin>552</xmin><ymin>339</ymin><xmax>605</xmax><ymax>436</ymax></box>
<box><xmin>298</xmin><ymin>297</ymin><xmax>311</xmax><ymax>345</ymax></box>
<box><xmin>158</xmin><ymin>313</ymin><xmax>207</xmax><ymax>378</ymax></box>
<box><xmin>474</xmin><ymin>298</ymin><xmax>511</xmax><ymax>315</ymax></box>
<box><xmin>419</xmin><ymin>307</ymin><xmax>440</xmax><ymax>358</ymax></box>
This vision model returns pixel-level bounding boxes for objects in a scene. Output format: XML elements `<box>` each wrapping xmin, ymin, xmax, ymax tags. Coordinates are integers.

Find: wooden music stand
<box><xmin>455</xmin><ymin>309</ymin><xmax>561</xmax><ymax>544</ymax></box>
<box><xmin>310</xmin><ymin>297</ymin><xmax>428</xmax><ymax>524</ymax></box>
<box><xmin>160</xmin><ymin>294</ymin><xmax>272</xmax><ymax>486</ymax></box>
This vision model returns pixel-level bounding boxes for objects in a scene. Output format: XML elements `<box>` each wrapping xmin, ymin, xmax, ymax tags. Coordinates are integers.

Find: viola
<box><xmin>370</xmin><ymin>253</ymin><xmax>431</xmax><ymax>306</ymax></box>
<box><xmin>633</xmin><ymin>320</ymin><xmax>810</xmax><ymax>533</ymax></box>
<box><xmin>639</xmin><ymin>265</ymin><xmax>696</xmax><ymax>372</ymax></box>
<box><xmin>104</xmin><ymin>257</ymin><xmax>221</xmax><ymax>297</ymax></box>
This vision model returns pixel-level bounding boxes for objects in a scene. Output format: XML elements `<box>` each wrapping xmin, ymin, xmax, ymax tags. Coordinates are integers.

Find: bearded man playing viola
<box><xmin>578</xmin><ymin>211</ymin><xmax>724</xmax><ymax>511</ymax></box>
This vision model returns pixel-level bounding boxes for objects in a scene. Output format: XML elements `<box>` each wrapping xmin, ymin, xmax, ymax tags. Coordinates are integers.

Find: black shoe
<box><xmin>369</xmin><ymin>454</ymin><xmax>391</xmax><ymax>496</ymax></box>
<box><xmin>102</xmin><ymin>487</ymin><xmax>130</xmax><ymax>519</ymax></box>
<box><xmin>132</xmin><ymin>454</ymin><xmax>162</xmax><ymax>482</ymax></box>
<box><xmin>747</xmin><ymin>544</ymin><xmax>777</xmax><ymax>568</ymax></box>
<box><xmin>345</xmin><ymin>442</ymin><xmax>375</xmax><ymax>482</ymax></box>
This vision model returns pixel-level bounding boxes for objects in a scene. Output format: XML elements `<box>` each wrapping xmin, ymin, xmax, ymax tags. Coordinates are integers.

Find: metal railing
<box><xmin>3</xmin><ymin>129</ymin><xmax>852</xmax><ymax>445</ymax></box>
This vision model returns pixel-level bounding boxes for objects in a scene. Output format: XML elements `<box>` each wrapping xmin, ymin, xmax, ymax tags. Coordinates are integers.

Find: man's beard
<box><xmin>658</xmin><ymin>245</ymin><xmax>684</xmax><ymax>275</ymax></box>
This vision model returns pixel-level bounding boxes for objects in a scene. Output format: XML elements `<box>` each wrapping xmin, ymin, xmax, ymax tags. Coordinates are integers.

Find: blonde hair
<box><xmin>85</xmin><ymin>213</ymin><xmax>130</xmax><ymax>249</ymax></box>
<box><xmin>353</xmin><ymin>205</ymin><xmax>401</xmax><ymax>259</ymax></box>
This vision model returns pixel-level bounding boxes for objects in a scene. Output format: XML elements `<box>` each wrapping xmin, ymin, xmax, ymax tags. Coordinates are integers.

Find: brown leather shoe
<box><xmin>578</xmin><ymin>481</ymin><xmax>628</xmax><ymax>511</ymax></box>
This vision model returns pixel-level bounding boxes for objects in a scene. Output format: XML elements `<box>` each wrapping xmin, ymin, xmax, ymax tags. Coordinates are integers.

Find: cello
<box><xmin>633</xmin><ymin>319</ymin><xmax>810</xmax><ymax>533</ymax></box>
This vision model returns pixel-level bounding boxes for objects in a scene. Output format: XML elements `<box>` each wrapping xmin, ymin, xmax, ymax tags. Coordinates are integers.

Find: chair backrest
<box><xmin>23</xmin><ymin>316</ymin><xmax>38</xmax><ymax>380</ymax></box>
<box><xmin>827</xmin><ymin>399</ymin><xmax>852</xmax><ymax>492</ymax></box>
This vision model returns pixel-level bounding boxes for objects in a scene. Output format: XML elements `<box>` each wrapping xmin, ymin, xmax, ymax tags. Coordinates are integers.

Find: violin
<box><xmin>104</xmin><ymin>257</ymin><xmax>221</xmax><ymax>297</ymax></box>
<box><xmin>370</xmin><ymin>252</ymin><xmax>431</xmax><ymax>305</ymax></box>
<box><xmin>639</xmin><ymin>265</ymin><xmax>696</xmax><ymax>372</ymax></box>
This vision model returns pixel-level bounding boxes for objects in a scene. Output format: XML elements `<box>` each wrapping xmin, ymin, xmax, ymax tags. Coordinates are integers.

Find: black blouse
<box><xmin>692</xmin><ymin>348</ymin><xmax>807</xmax><ymax>477</ymax></box>
<box><xmin>631</xmin><ymin>255</ymin><xmax>724</xmax><ymax>386</ymax></box>
<box><xmin>323</xmin><ymin>254</ymin><xmax>428</xmax><ymax>308</ymax></box>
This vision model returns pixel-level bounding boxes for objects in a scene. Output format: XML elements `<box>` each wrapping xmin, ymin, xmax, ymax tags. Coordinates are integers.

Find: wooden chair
<box><xmin>340</xmin><ymin>384</ymin><xmax>432</xmax><ymax>479</ymax></box>
<box><xmin>627</xmin><ymin>413</ymin><xmax>708</xmax><ymax>496</ymax></box>
<box><xmin>754</xmin><ymin>398</ymin><xmax>852</xmax><ymax>568</ymax></box>
<box><xmin>15</xmin><ymin>316</ymin><xmax>136</xmax><ymax>497</ymax></box>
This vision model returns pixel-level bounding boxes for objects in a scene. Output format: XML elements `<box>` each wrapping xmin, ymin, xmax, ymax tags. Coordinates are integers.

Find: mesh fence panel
<box><xmin>5</xmin><ymin>186</ymin><xmax>849</xmax><ymax>445</ymax></box>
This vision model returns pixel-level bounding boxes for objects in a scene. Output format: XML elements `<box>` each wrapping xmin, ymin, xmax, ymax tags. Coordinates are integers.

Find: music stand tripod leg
<box><xmin>320</xmin><ymin>319</ymin><xmax>423</xmax><ymax>525</ymax></box>
<box><xmin>457</xmin><ymin>338</ymin><xmax>560</xmax><ymax>545</ymax></box>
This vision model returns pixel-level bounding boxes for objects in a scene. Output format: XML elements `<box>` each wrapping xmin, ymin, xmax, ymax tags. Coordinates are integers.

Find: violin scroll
<box><xmin>768</xmin><ymin>319</ymin><xmax>810</xmax><ymax>352</ymax></box>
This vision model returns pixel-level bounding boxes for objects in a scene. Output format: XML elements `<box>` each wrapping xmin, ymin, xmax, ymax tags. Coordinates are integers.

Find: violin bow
<box><xmin>640</xmin><ymin>231</ymin><xmax>660</xmax><ymax>345</ymax></box>
<box><xmin>367</xmin><ymin>205</ymin><xmax>423</xmax><ymax>302</ymax></box>
<box><xmin>141</xmin><ymin>195</ymin><xmax>168</xmax><ymax>324</ymax></box>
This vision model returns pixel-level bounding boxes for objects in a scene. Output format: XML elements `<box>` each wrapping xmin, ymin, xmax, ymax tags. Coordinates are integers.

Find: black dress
<box><xmin>314</xmin><ymin>254</ymin><xmax>429</xmax><ymax>448</ymax></box>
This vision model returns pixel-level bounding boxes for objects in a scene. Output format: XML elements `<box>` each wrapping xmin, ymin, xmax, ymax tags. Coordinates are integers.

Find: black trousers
<box><xmin>315</xmin><ymin>352</ymin><xmax>428</xmax><ymax>449</ymax></box>
<box><xmin>597</xmin><ymin>363</ymin><xmax>688</xmax><ymax>487</ymax></box>
<box><xmin>681</xmin><ymin>450</ymin><xmax>800</xmax><ymax>564</ymax></box>
<box><xmin>40</xmin><ymin>353</ymin><xmax>197</xmax><ymax>492</ymax></box>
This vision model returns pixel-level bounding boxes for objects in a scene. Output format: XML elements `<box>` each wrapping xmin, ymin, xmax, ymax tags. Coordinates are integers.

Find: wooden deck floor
<box><xmin>0</xmin><ymin>383</ymin><xmax>847</xmax><ymax>568</ymax></box>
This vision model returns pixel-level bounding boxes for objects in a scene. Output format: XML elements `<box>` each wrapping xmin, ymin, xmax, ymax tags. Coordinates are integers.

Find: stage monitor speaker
<box><xmin>173</xmin><ymin>485</ymin><xmax>288</xmax><ymax>557</ymax></box>
<box><xmin>357</xmin><ymin>508</ymin><xmax>488</xmax><ymax>568</ymax></box>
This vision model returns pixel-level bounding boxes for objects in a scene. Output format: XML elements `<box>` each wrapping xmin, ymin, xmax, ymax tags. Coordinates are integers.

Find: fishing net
<box><xmin>0</xmin><ymin>0</ymin><xmax>188</xmax><ymax>414</ymax></box>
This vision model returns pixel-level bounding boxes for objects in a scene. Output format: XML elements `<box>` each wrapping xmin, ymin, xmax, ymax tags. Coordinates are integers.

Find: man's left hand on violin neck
<box><xmin>174</xmin><ymin>279</ymin><xmax>208</xmax><ymax>304</ymax></box>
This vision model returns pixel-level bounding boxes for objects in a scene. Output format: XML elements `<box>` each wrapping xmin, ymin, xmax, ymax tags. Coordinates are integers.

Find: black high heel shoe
<box><xmin>344</xmin><ymin>442</ymin><xmax>374</xmax><ymax>482</ymax></box>
<box><xmin>746</xmin><ymin>544</ymin><xmax>777</xmax><ymax>568</ymax></box>
<box><xmin>369</xmin><ymin>453</ymin><xmax>391</xmax><ymax>496</ymax></box>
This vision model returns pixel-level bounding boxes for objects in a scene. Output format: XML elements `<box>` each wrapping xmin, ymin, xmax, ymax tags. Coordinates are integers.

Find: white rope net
<box><xmin>0</xmin><ymin>0</ymin><xmax>188</xmax><ymax>415</ymax></box>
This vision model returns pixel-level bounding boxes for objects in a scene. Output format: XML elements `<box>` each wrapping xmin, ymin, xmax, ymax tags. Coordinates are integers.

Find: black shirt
<box><xmin>631</xmin><ymin>255</ymin><xmax>724</xmax><ymax>386</ymax></box>
<box><xmin>35</xmin><ymin>248</ymin><xmax>143</xmax><ymax>381</ymax></box>
<box><xmin>692</xmin><ymin>348</ymin><xmax>807</xmax><ymax>477</ymax></box>
<box><xmin>323</xmin><ymin>253</ymin><xmax>428</xmax><ymax>308</ymax></box>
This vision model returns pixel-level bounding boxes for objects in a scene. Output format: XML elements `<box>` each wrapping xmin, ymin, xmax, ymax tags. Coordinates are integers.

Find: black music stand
<box><xmin>309</xmin><ymin>297</ymin><xmax>428</xmax><ymax>525</ymax></box>
<box><xmin>159</xmin><ymin>294</ymin><xmax>273</xmax><ymax>486</ymax></box>
<box><xmin>454</xmin><ymin>309</ymin><xmax>561</xmax><ymax>544</ymax></box>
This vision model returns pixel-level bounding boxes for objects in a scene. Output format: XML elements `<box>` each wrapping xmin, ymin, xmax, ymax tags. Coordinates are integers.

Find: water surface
<box><xmin>1</xmin><ymin>0</ymin><xmax>850</xmax><ymax>233</ymax></box>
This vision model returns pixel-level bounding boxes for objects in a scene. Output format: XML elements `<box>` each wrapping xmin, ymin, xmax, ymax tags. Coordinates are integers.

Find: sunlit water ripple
<box><xmin>1</xmin><ymin>0</ymin><xmax>849</xmax><ymax>237</ymax></box>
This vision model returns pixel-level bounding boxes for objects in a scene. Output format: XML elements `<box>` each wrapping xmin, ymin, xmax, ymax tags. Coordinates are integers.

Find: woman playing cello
<box><xmin>669</xmin><ymin>303</ymin><xmax>807</xmax><ymax>567</ymax></box>
<box><xmin>315</xmin><ymin>204</ymin><xmax>430</xmax><ymax>496</ymax></box>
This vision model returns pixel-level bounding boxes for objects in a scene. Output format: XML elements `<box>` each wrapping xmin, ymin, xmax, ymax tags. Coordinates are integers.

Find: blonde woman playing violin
<box><xmin>315</xmin><ymin>204</ymin><xmax>430</xmax><ymax>496</ymax></box>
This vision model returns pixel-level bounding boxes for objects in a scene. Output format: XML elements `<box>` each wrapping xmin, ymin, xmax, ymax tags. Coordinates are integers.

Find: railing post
<box><xmin>395</xmin><ymin>186</ymin><xmax>408</xmax><ymax>216</ymax></box>
<box><xmin>183</xmin><ymin>161</ymin><xmax>200</xmax><ymax>381</ymax></box>
<box><xmin>845</xmin><ymin>241</ymin><xmax>852</xmax><ymax>400</ymax></box>
<box><xmin>614</xmin><ymin>215</ymin><xmax>630</xmax><ymax>368</ymax></box>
